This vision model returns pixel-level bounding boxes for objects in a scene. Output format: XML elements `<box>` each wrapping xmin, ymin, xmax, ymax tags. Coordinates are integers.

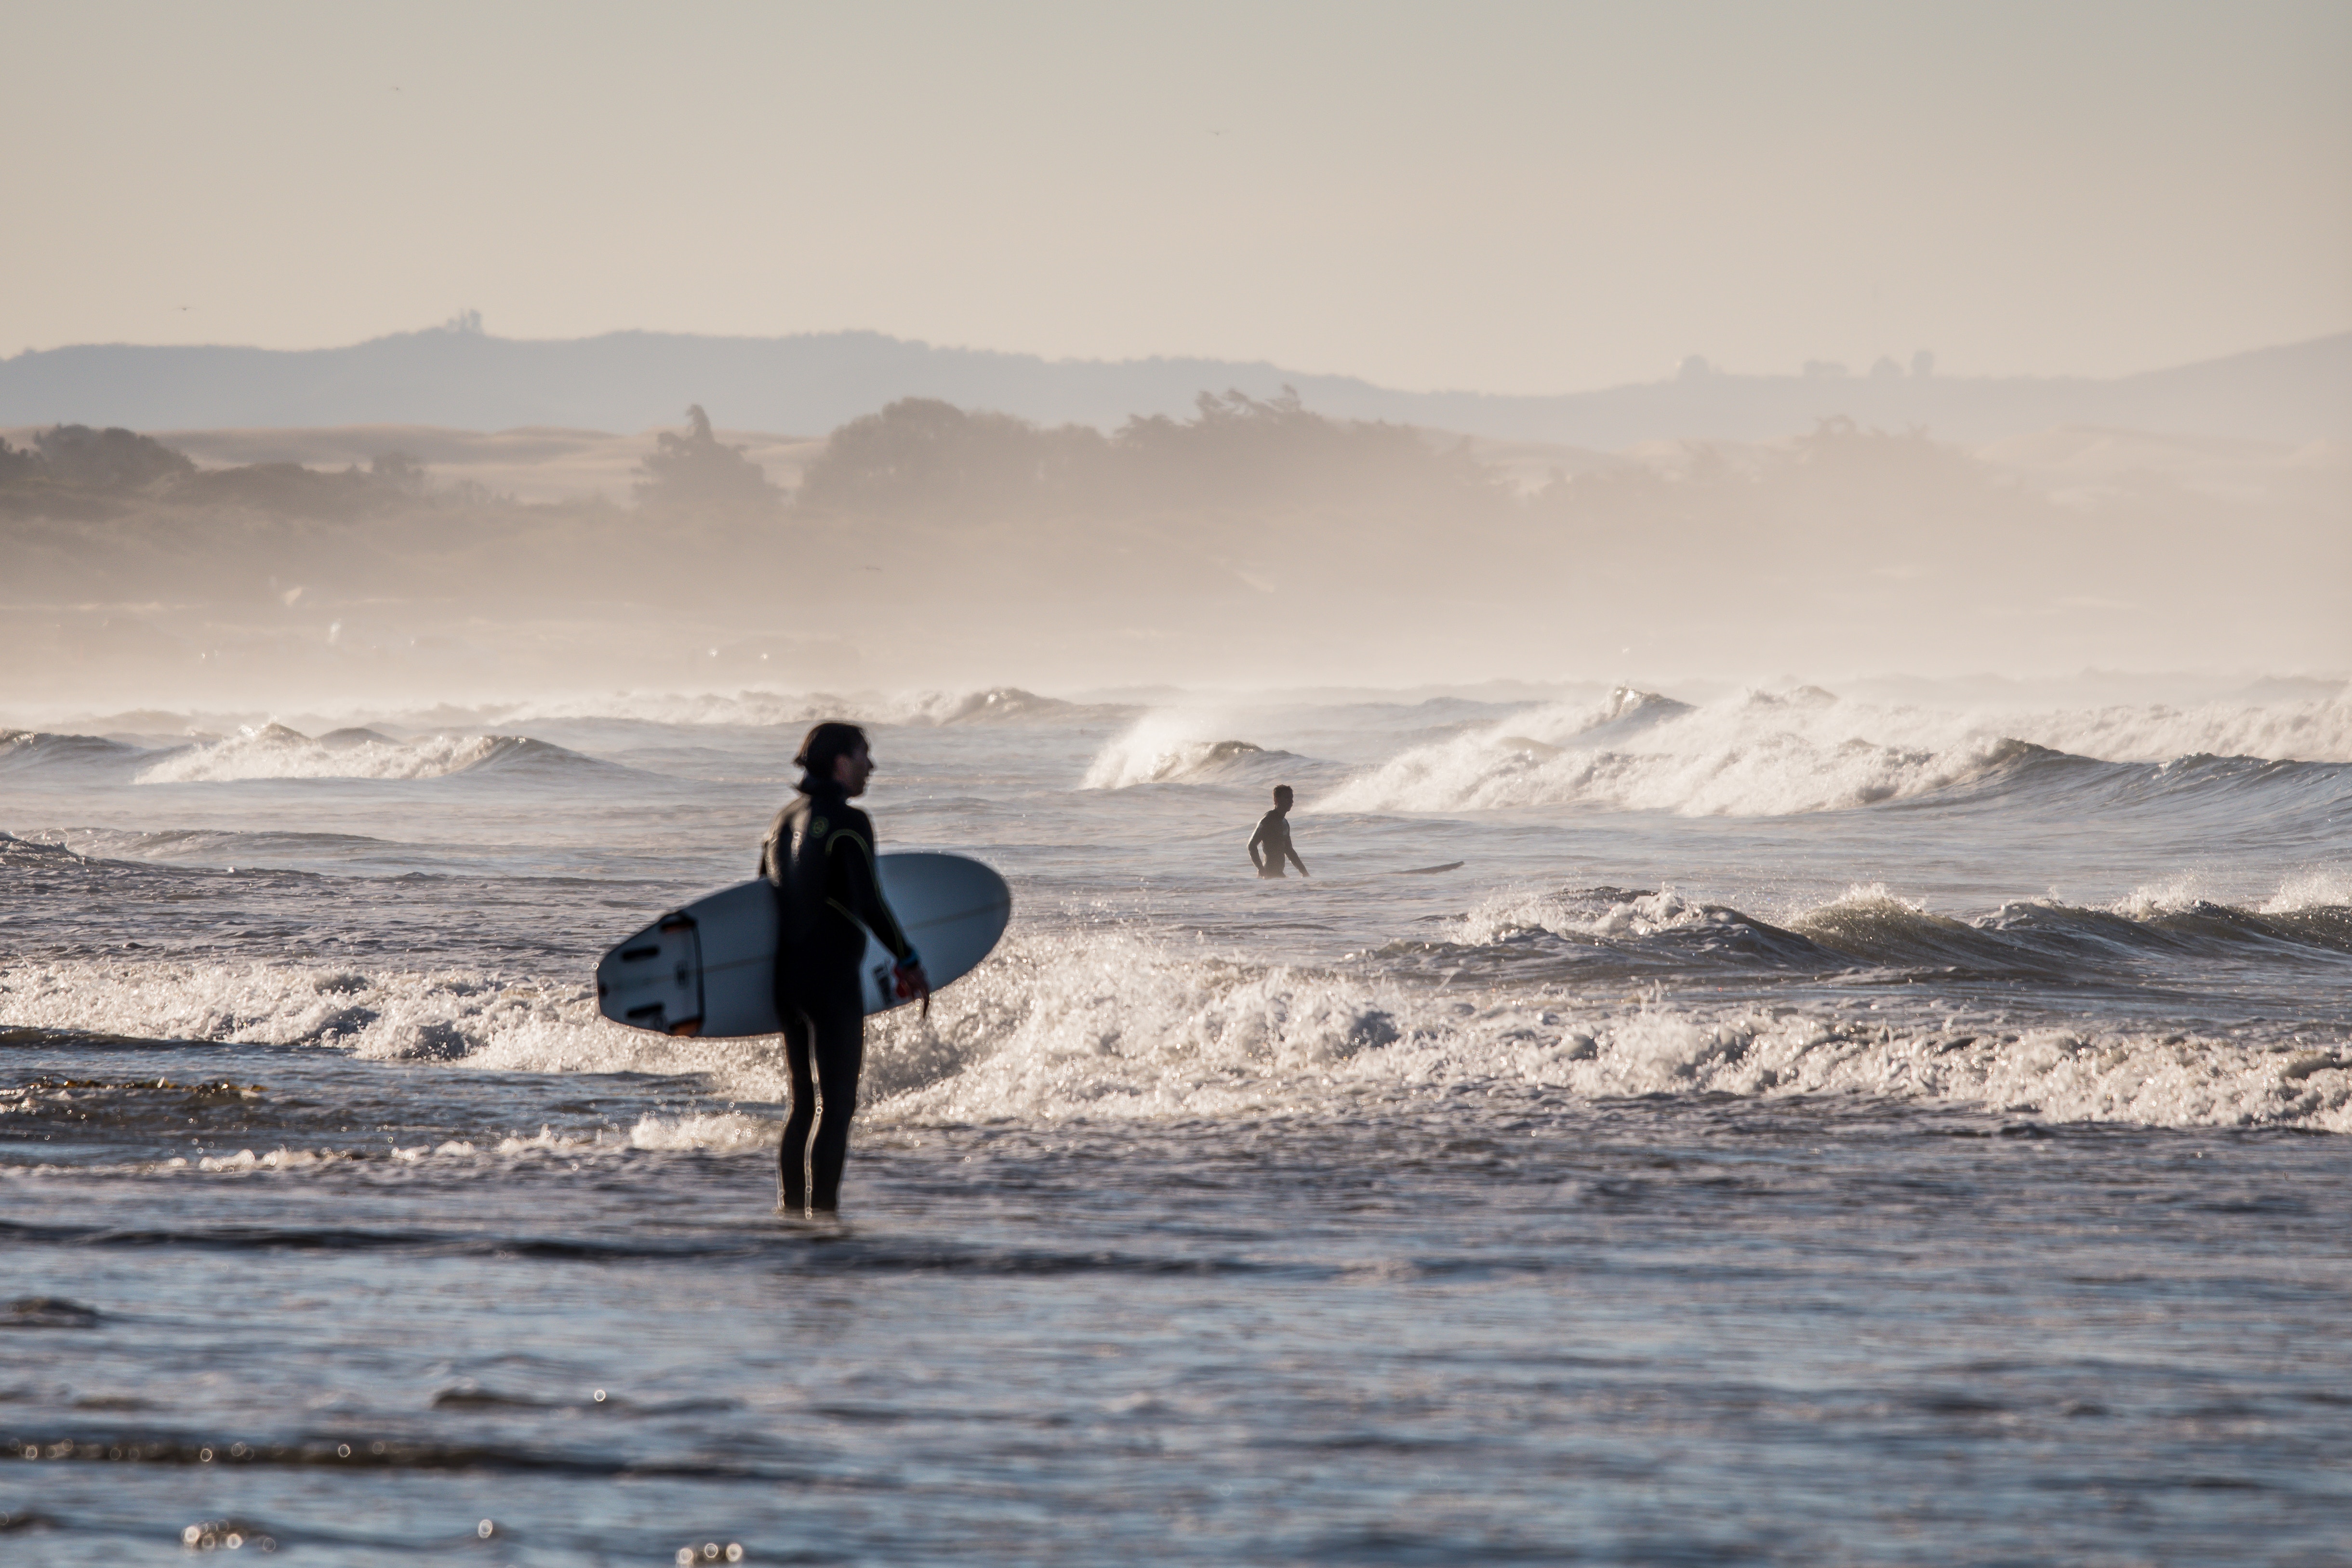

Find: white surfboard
<box><xmin>595</xmin><ymin>852</ymin><xmax>1011</xmax><ymax>1037</ymax></box>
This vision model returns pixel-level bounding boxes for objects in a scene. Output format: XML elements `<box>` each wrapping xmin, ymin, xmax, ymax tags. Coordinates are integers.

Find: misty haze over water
<box><xmin>5</xmin><ymin>322</ymin><xmax>2348</xmax><ymax>442</ymax></box>
<box><xmin>4</xmin><ymin>330</ymin><xmax>2346</xmax><ymax>711</ymax></box>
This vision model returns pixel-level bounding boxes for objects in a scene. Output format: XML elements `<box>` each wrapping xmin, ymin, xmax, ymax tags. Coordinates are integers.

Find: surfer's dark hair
<box><xmin>1273</xmin><ymin>784</ymin><xmax>1294</xmax><ymax>803</ymax></box>
<box><xmin>796</xmin><ymin>721</ymin><xmax>868</xmax><ymax>785</ymax></box>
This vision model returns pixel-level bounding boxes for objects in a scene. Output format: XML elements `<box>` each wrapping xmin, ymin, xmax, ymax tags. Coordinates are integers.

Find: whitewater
<box><xmin>5</xmin><ymin>680</ymin><xmax>2350</xmax><ymax>1564</ymax></box>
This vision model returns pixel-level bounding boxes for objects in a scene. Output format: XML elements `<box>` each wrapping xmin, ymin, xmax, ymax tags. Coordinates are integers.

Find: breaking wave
<box><xmin>1313</xmin><ymin>686</ymin><xmax>2352</xmax><ymax>818</ymax></box>
<box><xmin>0</xmin><ymin>956</ymin><xmax>606</xmax><ymax>1065</ymax></box>
<box><xmin>1081</xmin><ymin>711</ymin><xmax>1330</xmax><ymax>789</ymax></box>
<box><xmin>860</xmin><ymin>942</ymin><xmax>2352</xmax><ymax>1132</ymax></box>
<box><xmin>131</xmin><ymin>724</ymin><xmax>615</xmax><ymax>784</ymax></box>
<box><xmin>1082</xmin><ymin>738</ymin><xmax>1307</xmax><ymax>789</ymax></box>
<box><xmin>1413</xmin><ymin>880</ymin><xmax>2352</xmax><ymax>980</ymax></box>
<box><xmin>0</xmin><ymin>730</ymin><xmax>151</xmax><ymax>775</ymax></box>
<box><xmin>7</xmin><ymin>896</ymin><xmax>2347</xmax><ymax>1135</ymax></box>
<box><xmin>451</xmin><ymin>685</ymin><xmax>1132</xmax><ymax>729</ymax></box>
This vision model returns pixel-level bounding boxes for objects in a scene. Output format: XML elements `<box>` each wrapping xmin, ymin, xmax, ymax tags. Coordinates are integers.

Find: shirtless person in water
<box><xmin>1248</xmin><ymin>784</ymin><xmax>1309</xmax><ymax>878</ymax></box>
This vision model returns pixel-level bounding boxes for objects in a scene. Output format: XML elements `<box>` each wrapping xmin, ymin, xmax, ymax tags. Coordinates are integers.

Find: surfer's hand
<box><xmin>894</xmin><ymin>962</ymin><xmax>930</xmax><ymax>1002</ymax></box>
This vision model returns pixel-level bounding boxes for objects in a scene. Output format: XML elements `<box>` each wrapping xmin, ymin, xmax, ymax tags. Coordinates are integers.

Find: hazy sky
<box><xmin>7</xmin><ymin>0</ymin><xmax>2347</xmax><ymax>394</ymax></box>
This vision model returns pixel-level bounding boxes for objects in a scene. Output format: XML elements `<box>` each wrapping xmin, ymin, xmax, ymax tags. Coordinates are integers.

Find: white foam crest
<box><xmin>2009</xmin><ymin>691</ymin><xmax>2352</xmax><ymax>765</ymax></box>
<box><xmin>2112</xmin><ymin>868</ymin><xmax>2352</xmax><ymax>919</ymax></box>
<box><xmin>194</xmin><ymin>1146</ymin><xmax>334</xmax><ymax>1172</ymax></box>
<box><xmin>479</xmin><ymin>1115</ymin><xmax>774</xmax><ymax>1158</ymax></box>
<box><xmin>0</xmin><ymin>957</ymin><xmax>621</xmax><ymax>1066</ymax></box>
<box><xmin>1446</xmin><ymin>886</ymin><xmax>1727</xmax><ymax>945</ymax></box>
<box><xmin>1318</xmin><ymin>701</ymin><xmax>2009</xmax><ymax>817</ymax></box>
<box><xmin>485</xmin><ymin>690</ymin><xmax>848</xmax><ymax>727</ymax></box>
<box><xmin>620</xmin><ymin>1111</ymin><xmax>777</xmax><ymax>1152</ymax></box>
<box><xmin>2260</xmin><ymin>869</ymin><xmax>2352</xmax><ymax>914</ymax></box>
<box><xmin>2111</xmin><ymin>873</ymin><xmax>2231</xmax><ymax>917</ymax></box>
<box><xmin>455</xmin><ymin>1016</ymin><xmax>795</xmax><ymax>1097</ymax></box>
<box><xmin>9</xmin><ymin>939</ymin><xmax>2344</xmax><ymax>1133</ymax></box>
<box><xmin>1791</xmin><ymin>882</ymin><xmax>1933</xmax><ymax>922</ymax></box>
<box><xmin>485</xmin><ymin>685</ymin><xmax>1103</xmax><ymax>729</ymax></box>
<box><xmin>856</xmin><ymin>931</ymin><xmax>2352</xmax><ymax>1132</ymax></box>
<box><xmin>389</xmin><ymin>1140</ymin><xmax>480</xmax><ymax>1162</ymax></box>
<box><xmin>1444</xmin><ymin>882</ymin><xmax>1934</xmax><ymax>950</ymax></box>
<box><xmin>1316</xmin><ymin>686</ymin><xmax>2352</xmax><ymax>817</ymax></box>
<box><xmin>136</xmin><ymin>1117</ymin><xmax>774</xmax><ymax>1171</ymax></box>
<box><xmin>132</xmin><ymin>724</ymin><xmax>545</xmax><ymax>783</ymax></box>
<box><xmin>862</xmin><ymin>930</ymin><xmax>1426</xmax><ymax>1120</ymax></box>
<box><xmin>1081</xmin><ymin>709</ymin><xmax>1264</xmax><ymax>789</ymax></box>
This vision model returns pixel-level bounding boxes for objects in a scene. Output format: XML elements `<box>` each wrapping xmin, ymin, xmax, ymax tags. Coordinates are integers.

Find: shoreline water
<box><xmin>6</xmin><ymin>683</ymin><xmax>2349</xmax><ymax>1562</ymax></box>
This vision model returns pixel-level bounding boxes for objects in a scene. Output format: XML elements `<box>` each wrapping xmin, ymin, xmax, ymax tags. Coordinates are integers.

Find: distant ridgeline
<box><xmin>1</xmin><ymin>325</ymin><xmax>2346</xmax><ymax>445</ymax></box>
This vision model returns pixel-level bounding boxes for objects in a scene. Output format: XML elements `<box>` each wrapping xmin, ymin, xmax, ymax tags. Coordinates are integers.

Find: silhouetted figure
<box><xmin>1248</xmin><ymin>784</ymin><xmax>1309</xmax><ymax>878</ymax></box>
<box><xmin>759</xmin><ymin>722</ymin><xmax>928</xmax><ymax>1216</ymax></box>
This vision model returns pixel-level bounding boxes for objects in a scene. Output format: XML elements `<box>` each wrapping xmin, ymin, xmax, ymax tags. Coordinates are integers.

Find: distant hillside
<box><xmin>2</xmin><ymin>325</ymin><xmax>2345</xmax><ymax>445</ymax></box>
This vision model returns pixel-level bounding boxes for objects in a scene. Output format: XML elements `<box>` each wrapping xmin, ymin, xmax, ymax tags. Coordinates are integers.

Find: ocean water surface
<box><xmin>4</xmin><ymin>683</ymin><xmax>2350</xmax><ymax>1564</ymax></box>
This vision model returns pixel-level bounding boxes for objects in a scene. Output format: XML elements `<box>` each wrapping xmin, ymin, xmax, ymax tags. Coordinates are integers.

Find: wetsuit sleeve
<box><xmin>824</xmin><ymin>819</ymin><xmax>916</xmax><ymax>964</ymax></box>
<box><xmin>757</xmin><ymin>805</ymin><xmax>793</xmax><ymax>882</ymax></box>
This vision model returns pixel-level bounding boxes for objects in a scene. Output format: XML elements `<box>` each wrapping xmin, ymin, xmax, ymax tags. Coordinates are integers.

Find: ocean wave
<box><xmin>0</xmin><ymin>730</ymin><xmax>152</xmax><ymax>774</ymax></box>
<box><xmin>1081</xmin><ymin>711</ymin><xmax>1332</xmax><ymax>789</ymax></box>
<box><xmin>447</xmin><ymin>685</ymin><xmax>1131</xmax><ymax>730</ymax></box>
<box><xmin>854</xmin><ymin>930</ymin><xmax>2352</xmax><ymax>1131</ymax></box>
<box><xmin>1422</xmin><ymin>885</ymin><xmax>1838</xmax><ymax>974</ymax></box>
<box><xmin>130</xmin><ymin>724</ymin><xmax>613</xmax><ymax>784</ymax></box>
<box><xmin>1900</xmin><ymin>746</ymin><xmax>2352</xmax><ymax>830</ymax></box>
<box><xmin>1316</xmin><ymin>690</ymin><xmax>2019</xmax><ymax>815</ymax></box>
<box><xmin>1082</xmin><ymin>738</ymin><xmax>1306</xmax><ymax>789</ymax></box>
<box><xmin>1415</xmin><ymin>881</ymin><xmax>2352</xmax><ymax>984</ymax></box>
<box><xmin>2005</xmin><ymin>688</ymin><xmax>2352</xmax><ymax>765</ymax></box>
<box><xmin>910</xmin><ymin>687</ymin><xmax>1110</xmax><ymax>725</ymax></box>
<box><xmin>17</xmin><ymin>826</ymin><xmax>405</xmax><ymax>865</ymax></box>
<box><xmin>0</xmin><ymin>833</ymin><xmax>79</xmax><ymax>874</ymax></box>
<box><xmin>11</xmin><ymin>926</ymin><xmax>2344</xmax><ymax>1134</ymax></box>
<box><xmin>1313</xmin><ymin>686</ymin><xmax>2352</xmax><ymax>818</ymax></box>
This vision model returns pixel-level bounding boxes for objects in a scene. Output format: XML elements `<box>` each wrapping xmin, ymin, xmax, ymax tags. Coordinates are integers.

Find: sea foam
<box><xmin>1311</xmin><ymin>686</ymin><xmax>2352</xmax><ymax>817</ymax></box>
<box><xmin>14</xmin><ymin>925</ymin><xmax>2340</xmax><ymax>1132</ymax></box>
<box><xmin>133</xmin><ymin>724</ymin><xmax>603</xmax><ymax>784</ymax></box>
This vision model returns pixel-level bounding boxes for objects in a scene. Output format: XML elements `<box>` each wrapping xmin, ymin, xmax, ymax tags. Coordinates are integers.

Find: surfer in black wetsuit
<box><xmin>1248</xmin><ymin>784</ymin><xmax>1309</xmax><ymax>878</ymax></box>
<box><xmin>759</xmin><ymin>722</ymin><xmax>928</xmax><ymax>1216</ymax></box>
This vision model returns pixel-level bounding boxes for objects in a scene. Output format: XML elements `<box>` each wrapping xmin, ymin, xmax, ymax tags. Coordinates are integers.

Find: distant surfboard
<box><xmin>1392</xmin><ymin>861</ymin><xmax>1463</xmax><ymax>875</ymax></box>
<box><xmin>595</xmin><ymin>852</ymin><xmax>1011</xmax><ymax>1037</ymax></box>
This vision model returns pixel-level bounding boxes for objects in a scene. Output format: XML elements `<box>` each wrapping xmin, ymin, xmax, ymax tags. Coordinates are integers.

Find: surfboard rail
<box><xmin>595</xmin><ymin>852</ymin><xmax>1011</xmax><ymax>1037</ymax></box>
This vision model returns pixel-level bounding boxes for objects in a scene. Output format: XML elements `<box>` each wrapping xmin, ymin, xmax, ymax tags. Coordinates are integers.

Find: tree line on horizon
<box><xmin>2</xmin><ymin>389</ymin><xmax>1513</xmax><ymax>525</ymax></box>
<box><xmin>3</xmin><ymin>389</ymin><xmax>2019</xmax><ymax>533</ymax></box>
<box><xmin>5</xmin><ymin>386</ymin><xmax>2322</xmax><ymax>695</ymax></box>
<box><xmin>620</xmin><ymin>390</ymin><xmax>1507</xmax><ymax>521</ymax></box>
<box><xmin>0</xmin><ymin>423</ymin><xmax>446</xmax><ymax>523</ymax></box>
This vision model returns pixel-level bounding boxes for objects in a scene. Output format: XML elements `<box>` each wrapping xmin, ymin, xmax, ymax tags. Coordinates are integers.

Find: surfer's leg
<box><xmin>777</xmin><ymin>1004</ymin><xmax>817</xmax><ymax>1212</ymax></box>
<box><xmin>807</xmin><ymin>996</ymin><xmax>865</xmax><ymax>1212</ymax></box>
